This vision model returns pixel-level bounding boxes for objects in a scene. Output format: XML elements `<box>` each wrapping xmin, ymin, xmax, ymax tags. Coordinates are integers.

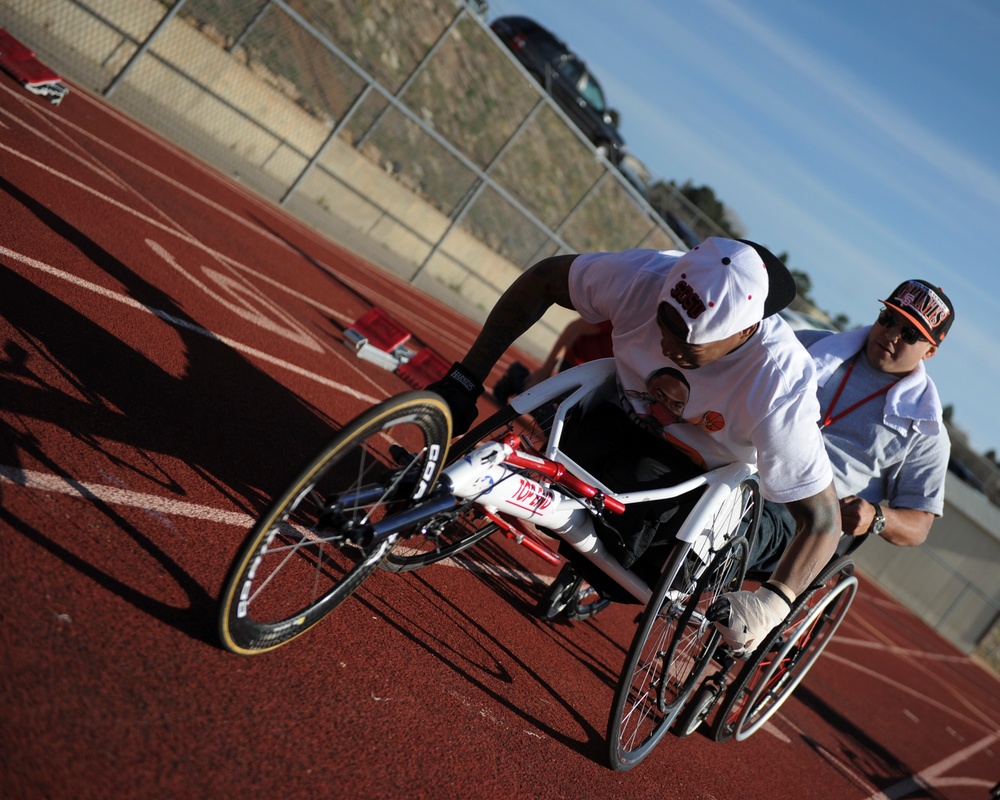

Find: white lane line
<box><xmin>863</xmin><ymin>730</ymin><xmax>1000</xmax><ymax>799</ymax></box>
<box><xmin>1</xmin><ymin>464</ymin><xmax>255</xmax><ymax>528</ymax></box>
<box><xmin>0</xmin><ymin>464</ymin><xmax>552</xmax><ymax>586</ymax></box>
<box><xmin>0</xmin><ymin>83</ymin><xmax>133</xmax><ymax>192</ymax></box>
<box><xmin>831</xmin><ymin>636</ymin><xmax>971</xmax><ymax>664</ymax></box>
<box><xmin>0</xmin><ymin>244</ymin><xmax>381</xmax><ymax>404</ymax></box>
<box><xmin>822</xmin><ymin>650</ymin><xmax>998</xmax><ymax>733</ymax></box>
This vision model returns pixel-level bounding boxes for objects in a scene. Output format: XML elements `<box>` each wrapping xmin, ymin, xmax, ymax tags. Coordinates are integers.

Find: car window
<box><xmin>576</xmin><ymin>72</ymin><xmax>607</xmax><ymax>113</ymax></box>
<box><xmin>555</xmin><ymin>54</ymin><xmax>584</xmax><ymax>85</ymax></box>
<box><xmin>533</xmin><ymin>34</ymin><xmax>566</xmax><ymax>64</ymax></box>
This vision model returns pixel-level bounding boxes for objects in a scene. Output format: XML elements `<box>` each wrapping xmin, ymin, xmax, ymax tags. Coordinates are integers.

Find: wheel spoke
<box><xmin>608</xmin><ymin>479</ymin><xmax>758</xmax><ymax>770</ymax></box>
<box><xmin>218</xmin><ymin>394</ymin><xmax>451</xmax><ymax>654</ymax></box>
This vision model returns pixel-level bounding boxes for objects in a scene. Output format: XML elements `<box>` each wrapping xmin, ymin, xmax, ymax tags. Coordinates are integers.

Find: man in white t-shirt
<box><xmin>428</xmin><ymin>237</ymin><xmax>842</xmax><ymax>654</ymax></box>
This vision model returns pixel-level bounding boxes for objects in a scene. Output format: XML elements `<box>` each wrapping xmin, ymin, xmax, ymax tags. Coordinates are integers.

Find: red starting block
<box><xmin>343</xmin><ymin>308</ymin><xmax>449</xmax><ymax>387</ymax></box>
<box><xmin>343</xmin><ymin>308</ymin><xmax>414</xmax><ymax>371</ymax></box>
<box><xmin>396</xmin><ymin>347</ymin><xmax>450</xmax><ymax>390</ymax></box>
<box><xmin>0</xmin><ymin>29</ymin><xmax>70</xmax><ymax>105</ymax></box>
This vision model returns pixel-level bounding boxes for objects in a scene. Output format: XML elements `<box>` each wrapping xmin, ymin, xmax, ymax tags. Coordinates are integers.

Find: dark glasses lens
<box><xmin>877</xmin><ymin>309</ymin><xmax>924</xmax><ymax>345</ymax></box>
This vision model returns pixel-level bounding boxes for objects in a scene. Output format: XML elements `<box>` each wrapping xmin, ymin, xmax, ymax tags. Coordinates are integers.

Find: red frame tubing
<box><xmin>499</xmin><ymin>433</ymin><xmax>625</xmax><ymax>514</ymax></box>
<box><xmin>480</xmin><ymin>509</ymin><xmax>563</xmax><ymax>566</ymax></box>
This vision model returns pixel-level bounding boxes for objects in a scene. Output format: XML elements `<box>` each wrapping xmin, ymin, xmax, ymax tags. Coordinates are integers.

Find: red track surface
<box><xmin>2</xmin><ymin>75</ymin><xmax>998</xmax><ymax>800</ymax></box>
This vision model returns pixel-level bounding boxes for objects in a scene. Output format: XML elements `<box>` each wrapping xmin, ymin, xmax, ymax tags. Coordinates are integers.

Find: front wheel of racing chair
<box><xmin>606</xmin><ymin>476</ymin><xmax>761</xmax><ymax>771</ymax></box>
<box><xmin>711</xmin><ymin>555</ymin><xmax>859</xmax><ymax>743</ymax></box>
<box><xmin>381</xmin><ymin>359</ymin><xmax>611</xmax><ymax>573</ymax></box>
<box><xmin>379</xmin><ymin>404</ymin><xmax>529</xmax><ymax>572</ymax></box>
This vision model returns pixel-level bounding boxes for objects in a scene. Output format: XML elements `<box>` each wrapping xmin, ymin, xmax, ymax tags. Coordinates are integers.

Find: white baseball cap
<box><xmin>658</xmin><ymin>237</ymin><xmax>796</xmax><ymax>344</ymax></box>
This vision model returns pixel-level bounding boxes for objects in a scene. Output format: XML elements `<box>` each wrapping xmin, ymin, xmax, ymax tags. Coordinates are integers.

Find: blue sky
<box><xmin>486</xmin><ymin>0</ymin><xmax>999</xmax><ymax>455</ymax></box>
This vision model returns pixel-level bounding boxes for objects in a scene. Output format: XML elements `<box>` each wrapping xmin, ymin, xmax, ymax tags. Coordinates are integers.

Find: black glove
<box><xmin>426</xmin><ymin>361</ymin><xmax>484</xmax><ymax>436</ymax></box>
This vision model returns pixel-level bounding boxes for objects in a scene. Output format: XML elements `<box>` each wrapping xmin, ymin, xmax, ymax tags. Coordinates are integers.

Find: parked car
<box><xmin>490</xmin><ymin>16</ymin><xmax>626</xmax><ymax>164</ymax></box>
<box><xmin>617</xmin><ymin>154</ymin><xmax>653</xmax><ymax>202</ymax></box>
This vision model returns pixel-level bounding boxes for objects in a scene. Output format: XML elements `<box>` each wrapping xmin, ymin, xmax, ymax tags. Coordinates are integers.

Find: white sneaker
<box><xmin>709</xmin><ymin>586</ymin><xmax>791</xmax><ymax>655</ymax></box>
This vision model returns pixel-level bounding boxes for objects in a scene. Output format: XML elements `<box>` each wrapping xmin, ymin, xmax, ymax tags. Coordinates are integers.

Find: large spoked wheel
<box><xmin>712</xmin><ymin>556</ymin><xmax>858</xmax><ymax>743</ymax></box>
<box><xmin>382</xmin><ymin>403</ymin><xmax>553</xmax><ymax>572</ymax></box>
<box><xmin>607</xmin><ymin>478</ymin><xmax>759</xmax><ymax>771</ymax></box>
<box><xmin>218</xmin><ymin>393</ymin><xmax>451</xmax><ymax>655</ymax></box>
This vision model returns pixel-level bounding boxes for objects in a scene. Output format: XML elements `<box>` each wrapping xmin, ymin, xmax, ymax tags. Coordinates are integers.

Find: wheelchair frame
<box><xmin>216</xmin><ymin>358</ymin><xmax>856</xmax><ymax>771</ymax></box>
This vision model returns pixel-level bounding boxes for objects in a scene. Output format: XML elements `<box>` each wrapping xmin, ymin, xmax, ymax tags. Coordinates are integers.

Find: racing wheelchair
<box><xmin>217</xmin><ymin>358</ymin><xmax>857</xmax><ymax>770</ymax></box>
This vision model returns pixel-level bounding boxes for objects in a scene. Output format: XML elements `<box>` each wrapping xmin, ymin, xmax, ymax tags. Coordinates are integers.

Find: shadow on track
<box><xmin>324</xmin><ymin>534</ymin><xmax>637</xmax><ymax>766</ymax></box>
<box><xmin>793</xmin><ymin>685</ymin><xmax>949</xmax><ymax>800</ymax></box>
<box><xmin>0</xmin><ymin>177</ymin><xmax>358</xmax><ymax>645</ymax></box>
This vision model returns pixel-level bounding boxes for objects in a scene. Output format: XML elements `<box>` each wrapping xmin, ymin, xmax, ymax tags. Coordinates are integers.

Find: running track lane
<box><xmin>1</xmin><ymin>74</ymin><xmax>998</xmax><ymax>800</ymax></box>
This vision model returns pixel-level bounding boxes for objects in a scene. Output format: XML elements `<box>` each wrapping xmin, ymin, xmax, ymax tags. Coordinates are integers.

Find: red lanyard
<box><xmin>821</xmin><ymin>353</ymin><xmax>892</xmax><ymax>429</ymax></box>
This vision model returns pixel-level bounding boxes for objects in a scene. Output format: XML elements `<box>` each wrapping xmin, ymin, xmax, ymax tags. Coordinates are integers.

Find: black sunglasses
<box><xmin>877</xmin><ymin>309</ymin><xmax>926</xmax><ymax>345</ymax></box>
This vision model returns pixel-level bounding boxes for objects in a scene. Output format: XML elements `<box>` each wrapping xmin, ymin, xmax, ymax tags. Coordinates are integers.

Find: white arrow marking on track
<box><xmin>0</xmin><ymin>244</ymin><xmax>381</xmax><ymax>403</ymax></box>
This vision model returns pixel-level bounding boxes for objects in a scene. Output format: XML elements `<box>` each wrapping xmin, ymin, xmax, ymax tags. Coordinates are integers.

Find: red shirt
<box><xmin>565</xmin><ymin>320</ymin><xmax>614</xmax><ymax>366</ymax></box>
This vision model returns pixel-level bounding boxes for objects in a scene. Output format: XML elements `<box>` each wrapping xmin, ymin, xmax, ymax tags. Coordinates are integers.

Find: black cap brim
<box><xmin>739</xmin><ymin>239</ymin><xmax>797</xmax><ymax>317</ymax></box>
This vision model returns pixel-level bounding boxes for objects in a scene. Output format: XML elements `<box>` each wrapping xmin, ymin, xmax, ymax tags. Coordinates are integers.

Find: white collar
<box><xmin>806</xmin><ymin>326</ymin><xmax>942</xmax><ymax>435</ymax></box>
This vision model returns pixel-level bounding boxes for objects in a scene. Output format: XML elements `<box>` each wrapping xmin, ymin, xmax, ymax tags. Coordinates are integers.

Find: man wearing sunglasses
<box><xmin>428</xmin><ymin>237</ymin><xmax>844</xmax><ymax>655</ymax></box>
<box><xmin>743</xmin><ymin>279</ymin><xmax>955</xmax><ymax>579</ymax></box>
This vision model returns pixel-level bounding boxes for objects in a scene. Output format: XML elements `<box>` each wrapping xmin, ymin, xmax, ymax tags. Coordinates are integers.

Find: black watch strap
<box><xmin>868</xmin><ymin>503</ymin><xmax>886</xmax><ymax>536</ymax></box>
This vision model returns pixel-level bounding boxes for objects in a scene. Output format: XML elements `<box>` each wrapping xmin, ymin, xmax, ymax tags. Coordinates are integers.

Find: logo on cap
<box><xmin>670</xmin><ymin>279</ymin><xmax>707</xmax><ymax>319</ymax></box>
<box><xmin>893</xmin><ymin>281</ymin><xmax>950</xmax><ymax>329</ymax></box>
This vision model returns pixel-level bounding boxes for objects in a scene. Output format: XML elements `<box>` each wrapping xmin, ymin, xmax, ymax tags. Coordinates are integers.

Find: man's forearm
<box><xmin>840</xmin><ymin>495</ymin><xmax>934</xmax><ymax>546</ymax></box>
<box><xmin>463</xmin><ymin>255</ymin><xmax>577</xmax><ymax>382</ymax></box>
<box><xmin>771</xmin><ymin>482</ymin><xmax>842</xmax><ymax>596</ymax></box>
<box><xmin>879</xmin><ymin>506</ymin><xmax>934</xmax><ymax>547</ymax></box>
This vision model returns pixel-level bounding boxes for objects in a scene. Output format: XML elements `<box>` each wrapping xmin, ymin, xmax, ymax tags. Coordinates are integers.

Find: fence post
<box><xmin>104</xmin><ymin>0</ymin><xmax>189</xmax><ymax>98</ymax></box>
<box><xmin>281</xmin><ymin>85</ymin><xmax>374</xmax><ymax>206</ymax></box>
<box><xmin>229</xmin><ymin>0</ymin><xmax>274</xmax><ymax>52</ymax></box>
<box><xmin>356</xmin><ymin>7</ymin><xmax>467</xmax><ymax>149</ymax></box>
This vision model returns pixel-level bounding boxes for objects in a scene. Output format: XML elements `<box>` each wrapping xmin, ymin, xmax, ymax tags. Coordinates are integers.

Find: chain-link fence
<box><xmin>2</xmin><ymin>0</ymin><xmax>699</xmax><ymax>349</ymax></box>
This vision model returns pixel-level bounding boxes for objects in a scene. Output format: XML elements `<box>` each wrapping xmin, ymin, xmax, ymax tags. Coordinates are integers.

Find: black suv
<box><xmin>491</xmin><ymin>16</ymin><xmax>626</xmax><ymax>164</ymax></box>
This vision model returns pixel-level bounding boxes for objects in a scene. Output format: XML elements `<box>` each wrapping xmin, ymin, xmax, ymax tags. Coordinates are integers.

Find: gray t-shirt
<box><xmin>799</xmin><ymin>330</ymin><xmax>950</xmax><ymax>515</ymax></box>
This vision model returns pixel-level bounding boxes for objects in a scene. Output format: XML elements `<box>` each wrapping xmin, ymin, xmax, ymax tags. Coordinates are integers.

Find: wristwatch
<box><xmin>867</xmin><ymin>503</ymin><xmax>886</xmax><ymax>536</ymax></box>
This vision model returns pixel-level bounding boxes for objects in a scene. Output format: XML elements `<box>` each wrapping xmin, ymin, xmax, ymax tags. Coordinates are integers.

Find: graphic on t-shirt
<box><xmin>631</xmin><ymin>366</ymin><xmax>689</xmax><ymax>427</ymax></box>
<box><xmin>626</xmin><ymin>367</ymin><xmax>717</xmax><ymax>469</ymax></box>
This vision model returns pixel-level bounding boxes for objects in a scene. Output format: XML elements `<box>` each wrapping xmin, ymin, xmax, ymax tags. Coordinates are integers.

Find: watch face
<box><xmin>872</xmin><ymin>518</ymin><xmax>886</xmax><ymax>534</ymax></box>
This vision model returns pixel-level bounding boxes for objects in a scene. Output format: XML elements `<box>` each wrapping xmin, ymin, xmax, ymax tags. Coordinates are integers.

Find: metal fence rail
<box><xmin>1</xmin><ymin>0</ymin><xmax>696</xmax><ymax>349</ymax></box>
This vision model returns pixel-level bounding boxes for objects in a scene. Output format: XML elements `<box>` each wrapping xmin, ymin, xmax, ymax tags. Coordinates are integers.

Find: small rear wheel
<box><xmin>565</xmin><ymin>584</ymin><xmax>612</xmax><ymax>621</ymax></box>
<box><xmin>673</xmin><ymin>679</ymin><xmax>723</xmax><ymax>739</ymax></box>
<box><xmin>712</xmin><ymin>556</ymin><xmax>858</xmax><ymax>743</ymax></box>
<box><xmin>218</xmin><ymin>393</ymin><xmax>450</xmax><ymax>654</ymax></box>
<box><xmin>537</xmin><ymin>562</ymin><xmax>583</xmax><ymax>621</ymax></box>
